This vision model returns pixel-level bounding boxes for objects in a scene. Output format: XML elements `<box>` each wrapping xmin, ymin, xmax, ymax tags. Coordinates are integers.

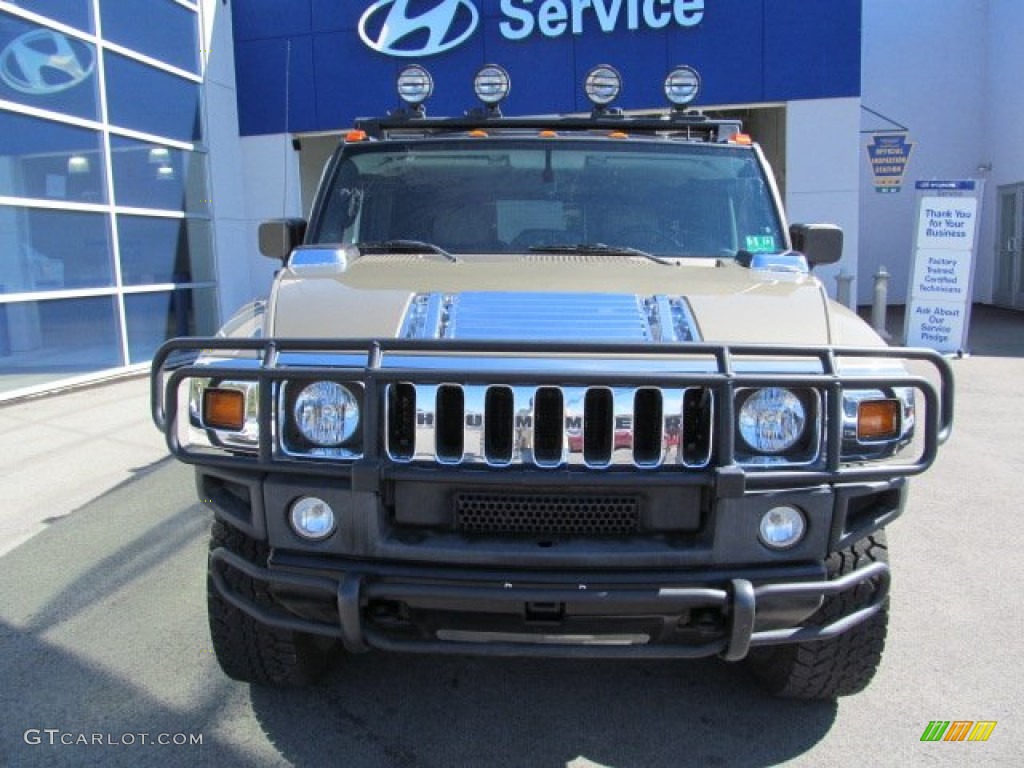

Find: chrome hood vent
<box><xmin>400</xmin><ymin>291</ymin><xmax>700</xmax><ymax>342</ymax></box>
<box><xmin>520</xmin><ymin>254</ymin><xmax>657</xmax><ymax>265</ymax></box>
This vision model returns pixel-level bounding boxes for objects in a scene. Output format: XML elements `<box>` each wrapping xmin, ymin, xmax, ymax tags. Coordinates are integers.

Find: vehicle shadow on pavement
<box><xmin>0</xmin><ymin>460</ymin><xmax>262</xmax><ymax>768</ymax></box>
<box><xmin>0</xmin><ymin>616</ymin><xmax>250</xmax><ymax>768</ymax></box>
<box><xmin>18</xmin><ymin>502</ymin><xmax>204</xmax><ymax>636</ymax></box>
<box><xmin>250</xmin><ymin>652</ymin><xmax>837</xmax><ymax>767</ymax></box>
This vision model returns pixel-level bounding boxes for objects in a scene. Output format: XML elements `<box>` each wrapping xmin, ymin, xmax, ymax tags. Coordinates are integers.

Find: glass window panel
<box><xmin>125</xmin><ymin>286</ymin><xmax>217</xmax><ymax>363</ymax></box>
<box><xmin>117</xmin><ymin>215</ymin><xmax>214</xmax><ymax>285</ymax></box>
<box><xmin>0</xmin><ymin>206</ymin><xmax>113</xmax><ymax>292</ymax></box>
<box><xmin>110</xmin><ymin>137</ymin><xmax>208</xmax><ymax>213</ymax></box>
<box><xmin>104</xmin><ymin>52</ymin><xmax>201</xmax><ymax>142</ymax></box>
<box><xmin>0</xmin><ymin>295</ymin><xmax>122</xmax><ymax>394</ymax></box>
<box><xmin>100</xmin><ymin>0</ymin><xmax>199</xmax><ymax>74</ymax></box>
<box><xmin>0</xmin><ymin>13</ymin><xmax>100</xmax><ymax>121</ymax></box>
<box><xmin>3</xmin><ymin>1</ymin><xmax>94</xmax><ymax>33</ymax></box>
<box><xmin>0</xmin><ymin>110</ymin><xmax>106</xmax><ymax>203</ymax></box>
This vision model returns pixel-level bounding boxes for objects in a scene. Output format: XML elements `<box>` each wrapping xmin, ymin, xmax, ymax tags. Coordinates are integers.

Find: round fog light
<box><xmin>759</xmin><ymin>506</ymin><xmax>806</xmax><ymax>550</ymax></box>
<box><xmin>290</xmin><ymin>497</ymin><xmax>336</xmax><ymax>541</ymax></box>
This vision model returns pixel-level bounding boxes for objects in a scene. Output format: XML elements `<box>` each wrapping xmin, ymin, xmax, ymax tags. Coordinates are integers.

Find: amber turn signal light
<box><xmin>857</xmin><ymin>399</ymin><xmax>900</xmax><ymax>441</ymax></box>
<box><xmin>204</xmin><ymin>388</ymin><xmax>245</xmax><ymax>431</ymax></box>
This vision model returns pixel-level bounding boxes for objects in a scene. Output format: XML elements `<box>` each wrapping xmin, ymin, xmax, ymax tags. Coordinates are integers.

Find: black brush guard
<box><xmin>151</xmin><ymin>336</ymin><xmax>953</xmax><ymax>492</ymax></box>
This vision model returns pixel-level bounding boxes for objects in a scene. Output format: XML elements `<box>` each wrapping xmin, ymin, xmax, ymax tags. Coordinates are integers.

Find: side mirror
<box><xmin>258</xmin><ymin>218</ymin><xmax>307</xmax><ymax>261</ymax></box>
<box><xmin>790</xmin><ymin>223</ymin><xmax>842</xmax><ymax>267</ymax></box>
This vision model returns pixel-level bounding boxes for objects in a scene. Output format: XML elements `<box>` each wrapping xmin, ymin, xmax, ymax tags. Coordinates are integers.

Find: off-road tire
<box><xmin>745</xmin><ymin>532</ymin><xmax>889</xmax><ymax>699</ymax></box>
<box><xmin>207</xmin><ymin>520</ymin><xmax>337</xmax><ymax>685</ymax></box>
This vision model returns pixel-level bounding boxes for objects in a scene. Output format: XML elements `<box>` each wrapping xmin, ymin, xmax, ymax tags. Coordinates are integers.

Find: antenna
<box><xmin>281</xmin><ymin>39</ymin><xmax>291</xmax><ymax>219</ymax></box>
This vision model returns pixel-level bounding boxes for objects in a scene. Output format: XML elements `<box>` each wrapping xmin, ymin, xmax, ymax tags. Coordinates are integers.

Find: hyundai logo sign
<box><xmin>359</xmin><ymin>0</ymin><xmax>479</xmax><ymax>58</ymax></box>
<box><xmin>358</xmin><ymin>0</ymin><xmax>706</xmax><ymax>58</ymax></box>
<box><xmin>0</xmin><ymin>29</ymin><xmax>95</xmax><ymax>95</ymax></box>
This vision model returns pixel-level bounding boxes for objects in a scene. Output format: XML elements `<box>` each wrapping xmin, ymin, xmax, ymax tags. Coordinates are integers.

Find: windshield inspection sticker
<box><xmin>745</xmin><ymin>235</ymin><xmax>776</xmax><ymax>252</ymax></box>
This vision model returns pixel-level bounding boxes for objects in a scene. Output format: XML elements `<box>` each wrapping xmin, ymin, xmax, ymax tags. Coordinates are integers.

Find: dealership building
<box><xmin>0</xmin><ymin>0</ymin><xmax>1021</xmax><ymax>399</ymax></box>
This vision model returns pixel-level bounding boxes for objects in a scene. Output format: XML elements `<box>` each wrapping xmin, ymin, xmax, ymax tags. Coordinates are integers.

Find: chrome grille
<box><xmin>455</xmin><ymin>492</ymin><xmax>640</xmax><ymax>535</ymax></box>
<box><xmin>385</xmin><ymin>383</ymin><xmax>713</xmax><ymax>469</ymax></box>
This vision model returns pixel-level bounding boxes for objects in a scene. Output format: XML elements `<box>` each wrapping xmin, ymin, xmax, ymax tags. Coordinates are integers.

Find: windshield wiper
<box><xmin>357</xmin><ymin>240</ymin><xmax>458</xmax><ymax>262</ymax></box>
<box><xmin>527</xmin><ymin>243</ymin><xmax>675</xmax><ymax>265</ymax></box>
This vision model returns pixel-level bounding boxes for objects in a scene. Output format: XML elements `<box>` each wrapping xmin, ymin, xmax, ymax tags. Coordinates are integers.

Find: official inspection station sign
<box><xmin>866</xmin><ymin>134</ymin><xmax>914</xmax><ymax>193</ymax></box>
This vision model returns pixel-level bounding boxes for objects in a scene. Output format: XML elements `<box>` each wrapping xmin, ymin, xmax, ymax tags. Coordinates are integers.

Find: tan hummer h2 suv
<box><xmin>151</xmin><ymin>65</ymin><xmax>953</xmax><ymax>699</ymax></box>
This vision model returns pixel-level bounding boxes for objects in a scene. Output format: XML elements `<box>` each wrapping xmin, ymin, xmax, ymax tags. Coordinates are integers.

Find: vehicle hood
<box><xmin>266</xmin><ymin>253</ymin><xmax>873</xmax><ymax>346</ymax></box>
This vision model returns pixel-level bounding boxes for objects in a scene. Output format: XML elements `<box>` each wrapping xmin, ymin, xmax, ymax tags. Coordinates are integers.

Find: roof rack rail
<box><xmin>354</xmin><ymin>113</ymin><xmax>743</xmax><ymax>143</ymax></box>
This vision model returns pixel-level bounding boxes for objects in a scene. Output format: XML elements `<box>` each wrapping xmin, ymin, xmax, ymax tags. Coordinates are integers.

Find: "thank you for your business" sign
<box><xmin>904</xmin><ymin>180</ymin><xmax>984</xmax><ymax>354</ymax></box>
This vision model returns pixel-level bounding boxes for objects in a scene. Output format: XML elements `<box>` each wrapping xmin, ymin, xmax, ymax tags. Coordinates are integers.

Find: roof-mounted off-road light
<box><xmin>584</xmin><ymin>64</ymin><xmax>622</xmax><ymax>109</ymax></box>
<box><xmin>664</xmin><ymin>65</ymin><xmax>701</xmax><ymax>109</ymax></box>
<box><xmin>397</xmin><ymin>65</ymin><xmax>433</xmax><ymax>109</ymax></box>
<box><xmin>473</xmin><ymin>64</ymin><xmax>510</xmax><ymax>110</ymax></box>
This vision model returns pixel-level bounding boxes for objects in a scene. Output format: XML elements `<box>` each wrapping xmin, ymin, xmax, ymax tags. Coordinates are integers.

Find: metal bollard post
<box><xmin>835</xmin><ymin>269</ymin><xmax>854</xmax><ymax>309</ymax></box>
<box><xmin>871</xmin><ymin>266</ymin><xmax>890</xmax><ymax>339</ymax></box>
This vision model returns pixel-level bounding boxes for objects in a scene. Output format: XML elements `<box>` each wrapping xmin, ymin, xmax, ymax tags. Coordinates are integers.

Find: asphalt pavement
<box><xmin>0</xmin><ymin>374</ymin><xmax>169</xmax><ymax>558</ymax></box>
<box><xmin>0</xmin><ymin>304</ymin><xmax>1022</xmax><ymax>767</ymax></box>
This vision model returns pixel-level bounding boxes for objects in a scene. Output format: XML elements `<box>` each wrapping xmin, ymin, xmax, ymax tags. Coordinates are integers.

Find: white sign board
<box><xmin>904</xmin><ymin>181</ymin><xmax>984</xmax><ymax>354</ymax></box>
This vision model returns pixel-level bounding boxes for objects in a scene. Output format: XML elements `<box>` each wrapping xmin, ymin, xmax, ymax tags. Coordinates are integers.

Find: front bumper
<box><xmin>209</xmin><ymin>548</ymin><xmax>889</xmax><ymax>661</ymax></box>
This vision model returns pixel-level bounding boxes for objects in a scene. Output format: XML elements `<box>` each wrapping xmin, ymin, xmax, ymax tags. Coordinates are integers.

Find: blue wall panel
<box><xmin>232</xmin><ymin>0</ymin><xmax>312</xmax><ymax>40</ymax></box>
<box><xmin>308</xmin><ymin>0</ymin><xmax>353</xmax><ymax>35</ymax></box>
<box><xmin>233</xmin><ymin>0</ymin><xmax>861</xmax><ymax>135</ymax></box>
<box><xmin>666</xmin><ymin>0</ymin><xmax>765</xmax><ymax>106</ymax></box>
<box><xmin>234</xmin><ymin>36</ymin><xmax>318</xmax><ymax>135</ymax></box>
<box><xmin>479</xmin><ymin>24</ymin><xmax>577</xmax><ymax>116</ymax></box>
<box><xmin>762</xmin><ymin>0</ymin><xmax>861</xmax><ymax>101</ymax></box>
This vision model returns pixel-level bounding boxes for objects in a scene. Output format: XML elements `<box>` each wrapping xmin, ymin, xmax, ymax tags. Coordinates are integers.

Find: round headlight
<box><xmin>738</xmin><ymin>388</ymin><xmax>807</xmax><ymax>454</ymax></box>
<box><xmin>664</xmin><ymin>65</ymin><xmax>701</xmax><ymax>107</ymax></box>
<box><xmin>397</xmin><ymin>65</ymin><xmax>433</xmax><ymax>106</ymax></box>
<box><xmin>759</xmin><ymin>506</ymin><xmax>806</xmax><ymax>550</ymax></box>
<box><xmin>290</xmin><ymin>496</ymin><xmax>336</xmax><ymax>541</ymax></box>
<box><xmin>584</xmin><ymin>64</ymin><xmax>622</xmax><ymax>107</ymax></box>
<box><xmin>473</xmin><ymin>64</ymin><xmax>511</xmax><ymax>105</ymax></box>
<box><xmin>293</xmin><ymin>381</ymin><xmax>360</xmax><ymax>446</ymax></box>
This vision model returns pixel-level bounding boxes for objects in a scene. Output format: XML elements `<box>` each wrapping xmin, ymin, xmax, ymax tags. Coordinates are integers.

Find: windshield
<box><xmin>312</xmin><ymin>138</ymin><xmax>785</xmax><ymax>258</ymax></box>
